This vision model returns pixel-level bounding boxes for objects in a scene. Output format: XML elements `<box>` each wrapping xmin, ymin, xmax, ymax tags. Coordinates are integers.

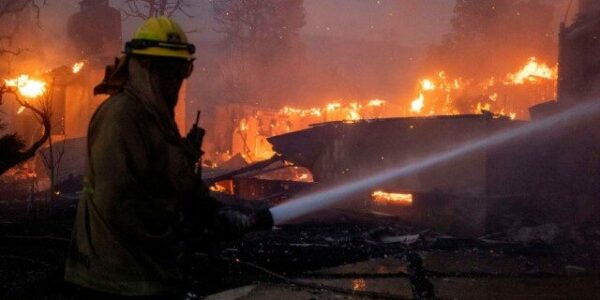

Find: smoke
<box><xmin>189</xmin><ymin>0</ymin><xmax>456</xmax><ymax>112</ymax></box>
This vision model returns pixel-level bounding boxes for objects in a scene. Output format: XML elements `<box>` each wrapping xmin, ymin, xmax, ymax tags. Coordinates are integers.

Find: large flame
<box><xmin>4</xmin><ymin>75</ymin><xmax>47</xmax><ymax>99</ymax></box>
<box><xmin>406</xmin><ymin>57</ymin><xmax>556</xmax><ymax>119</ymax></box>
<box><xmin>506</xmin><ymin>57</ymin><xmax>557</xmax><ymax>85</ymax></box>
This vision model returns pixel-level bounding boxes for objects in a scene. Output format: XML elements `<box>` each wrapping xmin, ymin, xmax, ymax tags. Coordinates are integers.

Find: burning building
<box><xmin>4</xmin><ymin>1</ymin><xmax>191</xmax><ymax>184</ymax></box>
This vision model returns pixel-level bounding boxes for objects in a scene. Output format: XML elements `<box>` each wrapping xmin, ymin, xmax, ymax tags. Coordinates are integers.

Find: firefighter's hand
<box><xmin>248</xmin><ymin>208</ymin><xmax>274</xmax><ymax>231</ymax></box>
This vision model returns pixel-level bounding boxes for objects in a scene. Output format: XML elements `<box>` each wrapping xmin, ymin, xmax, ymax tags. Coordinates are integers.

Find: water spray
<box><xmin>269</xmin><ymin>101</ymin><xmax>600</xmax><ymax>225</ymax></box>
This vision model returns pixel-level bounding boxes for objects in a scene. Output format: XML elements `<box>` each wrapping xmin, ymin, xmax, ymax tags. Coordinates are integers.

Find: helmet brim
<box><xmin>129</xmin><ymin>47</ymin><xmax>194</xmax><ymax>60</ymax></box>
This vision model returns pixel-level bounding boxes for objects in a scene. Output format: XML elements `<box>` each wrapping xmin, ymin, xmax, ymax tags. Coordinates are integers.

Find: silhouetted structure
<box><xmin>67</xmin><ymin>0</ymin><xmax>121</xmax><ymax>59</ymax></box>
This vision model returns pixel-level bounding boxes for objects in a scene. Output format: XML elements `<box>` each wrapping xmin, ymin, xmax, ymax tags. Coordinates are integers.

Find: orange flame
<box><xmin>72</xmin><ymin>61</ymin><xmax>86</xmax><ymax>74</ymax></box>
<box><xmin>506</xmin><ymin>57</ymin><xmax>557</xmax><ymax>85</ymax></box>
<box><xmin>367</xmin><ymin>99</ymin><xmax>386</xmax><ymax>107</ymax></box>
<box><xmin>421</xmin><ymin>79</ymin><xmax>436</xmax><ymax>91</ymax></box>
<box><xmin>5</xmin><ymin>75</ymin><xmax>47</xmax><ymax>99</ymax></box>
<box><xmin>239</xmin><ymin>118</ymin><xmax>248</xmax><ymax>132</ymax></box>
<box><xmin>410</xmin><ymin>93</ymin><xmax>425</xmax><ymax>113</ymax></box>
<box><xmin>209</xmin><ymin>183</ymin><xmax>227</xmax><ymax>193</ymax></box>
<box><xmin>352</xmin><ymin>279</ymin><xmax>367</xmax><ymax>291</ymax></box>
<box><xmin>372</xmin><ymin>191</ymin><xmax>413</xmax><ymax>206</ymax></box>
<box><xmin>326</xmin><ymin>102</ymin><xmax>342</xmax><ymax>112</ymax></box>
<box><xmin>346</xmin><ymin>102</ymin><xmax>362</xmax><ymax>121</ymax></box>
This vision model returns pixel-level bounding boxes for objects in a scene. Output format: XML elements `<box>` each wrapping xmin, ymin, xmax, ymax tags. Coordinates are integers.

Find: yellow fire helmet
<box><xmin>125</xmin><ymin>16</ymin><xmax>195</xmax><ymax>60</ymax></box>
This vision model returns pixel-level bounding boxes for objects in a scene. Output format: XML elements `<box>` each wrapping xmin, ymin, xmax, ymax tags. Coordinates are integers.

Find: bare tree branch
<box><xmin>120</xmin><ymin>0</ymin><xmax>195</xmax><ymax>20</ymax></box>
<box><xmin>0</xmin><ymin>83</ymin><xmax>51</xmax><ymax>175</ymax></box>
<box><xmin>0</xmin><ymin>0</ymin><xmax>45</xmax><ymax>56</ymax></box>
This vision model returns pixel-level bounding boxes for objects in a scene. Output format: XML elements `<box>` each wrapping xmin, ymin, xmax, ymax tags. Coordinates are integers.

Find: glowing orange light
<box><xmin>367</xmin><ymin>99</ymin><xmax>386</xmax><ymax>107</ymax></box>
<box><xmin>372</xmin><ymin>191</ymin><xmax>413</xmax><ymax>206</ymax></box>
<box><xmin>506</xmin><ymin>57</ymin><xmax>557</xmax><ymax>85</ymax></box>
<box><xmin>326</xmin><ymin>102</ymin><xmax>341</xmax><ymax>112</ymax></box>
<box><xmin>410</xmin><ymin>93</ymin><xmax>424</xmax><ymax>113</ymax></box>
<box><xmin>209</xmin><ymin>183</ymin><xmax>227</xmax><ymax>193</ymax></box>
<box><xmin>352</xmin><ymin>278</ymin><xmax>367</xmax><ymax>291</ymax></box>
<box><xmin>5</xmin><ymin>75</ymin><xmax>47</xmax><ymax>99</ymax></box>
<box><xmin>421</xmin><ymin>79</ymin><xmax>436</xmax><ymax>91</ymax></box>
<box><xmin>72</xmin><ymin>61</ymin><xmax>85</xmax><ymax>74</ymax></box>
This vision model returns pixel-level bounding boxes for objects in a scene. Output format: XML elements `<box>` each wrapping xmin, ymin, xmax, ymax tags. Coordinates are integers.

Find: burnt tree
<box><xmin>0</xmin><ymin>84</ymin><xmax>51</xmax><ymax>175</ymax></box>
<box><xmin>0</xmin><ymin>0</ymin><xmax>43</xmax><ymax>56</ymax></box>
<box><xmin>0</xmin><ymin>0</ymin><xmax>48</xmax><ymax>175</ymax></box>
<box><xmin>121</xmin><ymin>0</ymin><xmax>194</xmax><ymax>19</ymax></box>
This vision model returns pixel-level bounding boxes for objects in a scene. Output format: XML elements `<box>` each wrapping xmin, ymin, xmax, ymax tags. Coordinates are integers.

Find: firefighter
<box><xmin>64</xmin><ymin>17</ymin><xmax>273</xmax><ymax>298</ymax></box>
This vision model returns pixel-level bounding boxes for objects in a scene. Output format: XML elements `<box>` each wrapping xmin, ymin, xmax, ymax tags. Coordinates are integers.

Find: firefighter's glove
<box><xmin>248</xmin><ymin>208</ymin><xmax>274</xmax><ymax>231</ymax></box>
<box><xmin>184</xmin><ymin>126</ymin><xmax>205</xmax><ymax>160</ymax></box>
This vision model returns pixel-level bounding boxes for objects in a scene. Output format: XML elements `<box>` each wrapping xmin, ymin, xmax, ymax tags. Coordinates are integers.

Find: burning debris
<box><xmin>407</xmin><ymin>57</ymin><xmax>557</xmax><ymax>119</ymax></box>
<box><xmin>371</xmin><ymin>191</ymin><xmax>413</xmax><ymax>206</ymax></box>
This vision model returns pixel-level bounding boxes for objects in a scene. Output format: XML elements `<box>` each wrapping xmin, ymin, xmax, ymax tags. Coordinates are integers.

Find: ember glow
<box><xmin>4</xmin><ymin>75</ymin><xmax>47</xmax><ymax>99</ymax></box>
<box><xmin>209</xmin><ymin>183</ymin><xmax>228</xmax><ymax>193</ymax></box>
<box><xmin>371</xmin><ymin>191</ymin><xmax>413</xmax><ymax>206</ymax></box>
<box><xmin>352</xmin><ymin>278</ymin><xmax>367</xmax><ymax>291</ymax></box>
<box><xmin>72</xmin><ymin>61</ymin><xmax>86</xmax><ymax>74</ymax></box>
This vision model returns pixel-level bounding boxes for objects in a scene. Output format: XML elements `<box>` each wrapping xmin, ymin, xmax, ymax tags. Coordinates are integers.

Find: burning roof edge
<box><xmin>307</xmin><ymin>113</ymin><xmax>517</xmax><ymax>128</ymax></box>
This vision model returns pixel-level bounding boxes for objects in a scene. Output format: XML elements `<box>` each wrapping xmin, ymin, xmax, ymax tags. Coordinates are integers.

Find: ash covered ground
<box><xmin>2</xmin><ymin>191</ymin><xmax>600</xmax><ymax>300</ymax></box>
